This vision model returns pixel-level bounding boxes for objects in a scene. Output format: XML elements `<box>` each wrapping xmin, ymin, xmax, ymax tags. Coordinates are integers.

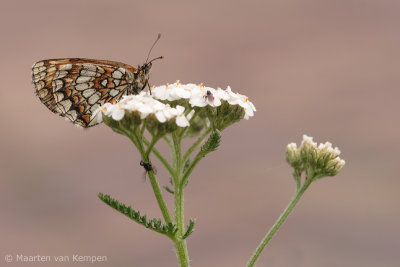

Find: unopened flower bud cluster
<box><xmin>286</xmin><ymin>135</ymin><xmax>345</xmax><ymax>178</ymax></box>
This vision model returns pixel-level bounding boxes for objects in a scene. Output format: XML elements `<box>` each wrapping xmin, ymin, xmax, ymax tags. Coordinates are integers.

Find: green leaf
<box><xmin>163</xmin><ymin>185</ymin><xmax>175</xmax><ymax>194</ymax></box>
<box><xmin>182</xmin><ymin>219</ymin><xmax>196</xmax><ymax>239</ymax></box>
<box><xmin>183</xmin><ymin>158</ymin><xmax>191</xmax><ymax>173</ymax></box>
<box><xmin>200</xmin><ymin>130</ymin><xmax>221</xmax><ymax>155</ymax></box>
<box><xmin>98</xmin><ymin>193</ymin><xmax>177</xmax><ymax>237</ymax></box>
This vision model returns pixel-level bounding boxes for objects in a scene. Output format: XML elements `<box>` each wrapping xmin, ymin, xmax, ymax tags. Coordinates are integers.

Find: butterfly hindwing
<box><xmin>32</xmin><ymin>58</ymin><xmax>137</xmax><ymax>127</ymax></box>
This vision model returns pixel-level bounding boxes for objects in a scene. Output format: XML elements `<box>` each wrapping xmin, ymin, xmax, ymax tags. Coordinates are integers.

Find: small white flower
<box><xmin>215</xmin><ymin>87</ymin><xmax>230</xmax><ymax>101</ymax></box>
<box><xmin>286</xmin><ymin>142</ymin><xmax>301</xmax><ymax>167</ymax></box>
<box><xmin>336</xmin><ymin>157</ymin><xmax>346</xmax><ymax>167</ymax></box>
<box><xmin>287</xmin><ymin>143</ymin><xmax>298</xmax><ymax>150</ymax></box>
<box><xmin>112</xmin><ymin>104</ymin><xmax>125</xmax><ymax>121</ymax></box>
<box><xmin>301</xmin><ymin>134</ymin><xmax>318</xmax><ymax>147</ymax></box>
<box><xmin>151</xmin><ymin>84</ymin><xmax>170</xmax><ymax>100</ymax></box>
<box><xmin>175</xmin><ymin>105</ymin><xmax>190</xmax><ymax>127</ymax></box>
<box><xmin>152</xmin><ymin>81</ymin><xmax>192</xmax><ymax>101</ymax></box>
<box><xmin>189</xmin><ymin>91</ymin><xmax>208</xmax><ymax>107</ymax></box>
<box><xmin>176</xmin><ymin>116</ymin><xmax>190</xmax><ymax>127</ymax></box>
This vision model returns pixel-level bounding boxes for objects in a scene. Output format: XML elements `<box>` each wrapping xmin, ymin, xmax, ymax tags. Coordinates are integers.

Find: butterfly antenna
<box><xmin>146</xmin><ymin>33</ymin><xmax>161</xmax><ymax>63</ymax></box>
<box><xmin>149</xmin><ymin>56</ymin><xmax>164</xmax><ymax>63</ymax></box>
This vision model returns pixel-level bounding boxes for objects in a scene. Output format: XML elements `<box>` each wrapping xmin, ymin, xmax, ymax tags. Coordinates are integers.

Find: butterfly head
<box><xmin>143</xmin><ymin>56</ymin><xmax>163</xmax><ymax>74</ymax></box>
<box><xmin>132</xmin><ymin>56</ymin><xmax>163</xmax><ymax>94</ymax></box>
<box><xmin>133</xmin><ymin>33</ymin><xmax>163</xmax><ymax>94</ymax></box>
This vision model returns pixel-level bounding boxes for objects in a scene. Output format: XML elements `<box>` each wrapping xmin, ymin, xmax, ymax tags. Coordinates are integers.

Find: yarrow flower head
<box><xmin>286</xmin><ymin>135</ymin><xmax>345</xmax><ymax>179</ymax></box>
<box><xmin>94</xmin><ymin>81</ymin><xmax>256</xmax><ymax>138</ymax></box>
<box><xmin>151</xmin><ymin>81</ymin><xmax>256</xmax><ymax>131</ymax></box>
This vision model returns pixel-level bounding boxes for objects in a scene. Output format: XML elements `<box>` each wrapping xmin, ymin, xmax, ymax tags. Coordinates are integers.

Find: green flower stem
<box><xmin>174</xmin><ymin>185</ymin><xmax>185</xmax><ymax>237</ymax></box>
<box><xmin>181</xmin><ymin>148</ymin><xmax>205</xmax><ymax>188</ymax></box>
<box><xmin>172</xmin><ymin>132</ymin><xmax>182</xmax><ymax>177</ymax></box>
<box><xmin>183</xmin><ymin>128</ymin><xmax>211</xmax><ymax>162</ymax></box>
<box><xmin>169</xmin><ymin>134</ymin><xmax>178</xmax><ymax>170</ymax></box>
<box><xmin>146</xmin><ymin>169</ymin><xmax>173</xmax><ymax>224</ymax></box>
<box><xmin>125</xmin><ymin>129</ymin><xmax>173</xmax><ymax>225</ymax></box>
<box><xmin>143</xmin><ymin>138</ymin><xmax>175</xmax><ymax>177</ymax></box>
<box><xmin>294</xmin><ymin>170</ymin><xmax>302</xmax><ymax>190</ymax></box>
<box><xmin>247</xmin><ymin>176</ymin><xmax>314</xmax><ymax>267</ymax></box>
<box><xmin>163</xmin><ymin>135</ymin><xmax>173</xmax><ymax>149</ymax></box>
<box><xmin>171</xmin><ymin>131</ymin><xmax>190</xmax><ymax>266</ymax></box>
<box><xmin>121</xmin><ymin>127</ymin><xmax>140</xmax><ymax>149</ymax></box>
<box><xmin>117</xmin><ymin>122</ymin><xmax>193</xmax><ymax>266</ymax></box>
<box><xmin>173</xmin><ymin>183</ymin><xmax>190</xmax><ymax>266</ymax></box>
<box><xmin>173</xmin><ymin>237</ymin><xmax>190</xmax><ymax>267</ymax></box>
<box><xmin>140</xmin><ymin>120</ymin><xmax>147</xmax><ymax>136</ymax></box>
<box><xmin>139</xmin><ymin>138</ymin><xmax>172</xmax><ymax>224</ymax></box>
<box><xmin>145</xmin><ymin>135</ymin><xmax>161</xmax><ymax>159</ymax></box>
<box><xmin>172</xmin><ymin>132</ymin><xmax>183</xmax><ymax>229</ymax></box>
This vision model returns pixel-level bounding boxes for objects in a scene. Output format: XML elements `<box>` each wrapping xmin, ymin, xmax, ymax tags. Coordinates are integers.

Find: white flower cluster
<box><xmin>93</xmin><ymin>94</ymin><xmax>190</xmax><ymax>127</ymax></box>
<box><xmin>152</xmin><ymin>81</ymin><xmax>256</xmax><ymax>119</ymax></box>
<box><xmin>93</xmin><ymin>82</ymin><xmax>255</xmax><ymax>128</ymax></box>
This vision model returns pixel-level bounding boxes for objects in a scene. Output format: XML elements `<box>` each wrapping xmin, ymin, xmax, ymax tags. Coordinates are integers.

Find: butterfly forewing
<box><xmin>32</xmin><ymin>58</ymin><xmax>137</xmax><ymax>127</ymax></box>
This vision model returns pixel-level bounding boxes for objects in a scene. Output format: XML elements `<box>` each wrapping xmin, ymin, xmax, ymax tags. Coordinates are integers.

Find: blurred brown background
<box><xmin>1</xmin><ymin>0</ymin><xmax>399</xmax><ymax>266</ymax></box>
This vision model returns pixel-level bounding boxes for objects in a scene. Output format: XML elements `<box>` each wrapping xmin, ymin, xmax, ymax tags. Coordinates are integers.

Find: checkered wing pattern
<box><xmin>32</xmin><ymin>58</ymin><xmax>137</xmax><ymax>127</ymax></box>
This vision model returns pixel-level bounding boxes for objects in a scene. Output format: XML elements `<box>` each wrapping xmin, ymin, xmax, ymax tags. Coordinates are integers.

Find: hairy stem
<box><xmin>181</xmin><ymin>148</ymin><xmax>204</xmax><ymax>188</ymax></box>
<box><xmin>247</xmin><ymin>177</ymin><xmax>314</xmax><ymax>267</ymax></box>
<box><xmin>183</xmin><ymin>128</ymin><xmax>211</xmax><ymax>162</ymax></box>
<box><xmin>145</xmin><ymin>135</ymin><xmax>161</xmax><ymax>159</ymax></box>
<box><xmin>147</xmin><ymin>170</ymin><xmax>173</xmax><ymax>224</ymax></box>
<box><xmin>143</xmin><ymin>138</ymin><xmax>175</xmax><ymax>177</ymax></box>
<box><xmin>173</xmin><ymin>238</ymin><xmax>190</xmax><ymax>267</ymax></box>
<box><xmin>127</xmin><ymin>130</ymin><xmax>173</xmax><ymax>224</ymax></box>
<box><xmin>172</xmin><ymin>132</ymin><xmax>182</xmax><ymax>178</ymax></box>
<box><xmin>171</xmin><ymin>131</ymin><xmax>190</xmax><ymax>266</ymax></box>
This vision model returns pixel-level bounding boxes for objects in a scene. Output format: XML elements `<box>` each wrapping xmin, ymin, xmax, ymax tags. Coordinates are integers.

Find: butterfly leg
<box><xmin>145</xmin><ymin>78</ymin><xmax>152</xmax><ymax>95</ymax></box>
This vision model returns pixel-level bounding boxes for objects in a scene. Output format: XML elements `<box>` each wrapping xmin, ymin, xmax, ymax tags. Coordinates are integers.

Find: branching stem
<box><xmin>143</xmin><ymin>138</ymin><xmax>175</xmax><ymax>177</ymax></box>
<box><xmin>183</xmin><ymin>128</ymin><xmax>211</xmax><ymax>162</ymax></box>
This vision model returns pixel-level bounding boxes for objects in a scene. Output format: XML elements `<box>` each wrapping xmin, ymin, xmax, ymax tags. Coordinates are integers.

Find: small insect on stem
<box><xmin>140</xmin><ymin>160</ymin><xmax>157</xmax><ymax>182</ymax></box>
<box><xmin>140</xmin><ymin>160</ymin><xmax>154</xmax><ymax>172</ymax></box>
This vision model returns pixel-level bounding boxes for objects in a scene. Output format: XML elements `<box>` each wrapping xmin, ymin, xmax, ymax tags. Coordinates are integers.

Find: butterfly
<box><xmin>32</xmin><ymin>35</ymin><xmax>162</xmax><ymax>128</ymax></box>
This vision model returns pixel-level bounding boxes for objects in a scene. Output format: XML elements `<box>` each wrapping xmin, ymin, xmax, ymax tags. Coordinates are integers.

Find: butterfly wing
<box><xmin>32</xmin><ymin>58</ymin><xmax>137</xmax><ymax>128</ymax></box>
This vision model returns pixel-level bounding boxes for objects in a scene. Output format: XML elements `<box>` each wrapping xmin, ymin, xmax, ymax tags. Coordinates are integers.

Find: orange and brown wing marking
<box><xmin>32</xmin><ymin>58</ymin><xmax>136</xmax><ymax>128</ymax></box>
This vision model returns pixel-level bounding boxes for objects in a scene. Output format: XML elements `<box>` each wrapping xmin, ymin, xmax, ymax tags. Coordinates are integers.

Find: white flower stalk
<box><xmin>151</xmin><ymin>81</ymin><xmax>256</xmax><ymax>120</ymax></box>
<box><xmin>92</xmin><ymin>93</ymin><xmax>190</xmax><ymax>128</ymax></box>
<box><xmin>286</xmin><ymin>135</ymin><xmax>345</xmax><ymax>178</ymax></box>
